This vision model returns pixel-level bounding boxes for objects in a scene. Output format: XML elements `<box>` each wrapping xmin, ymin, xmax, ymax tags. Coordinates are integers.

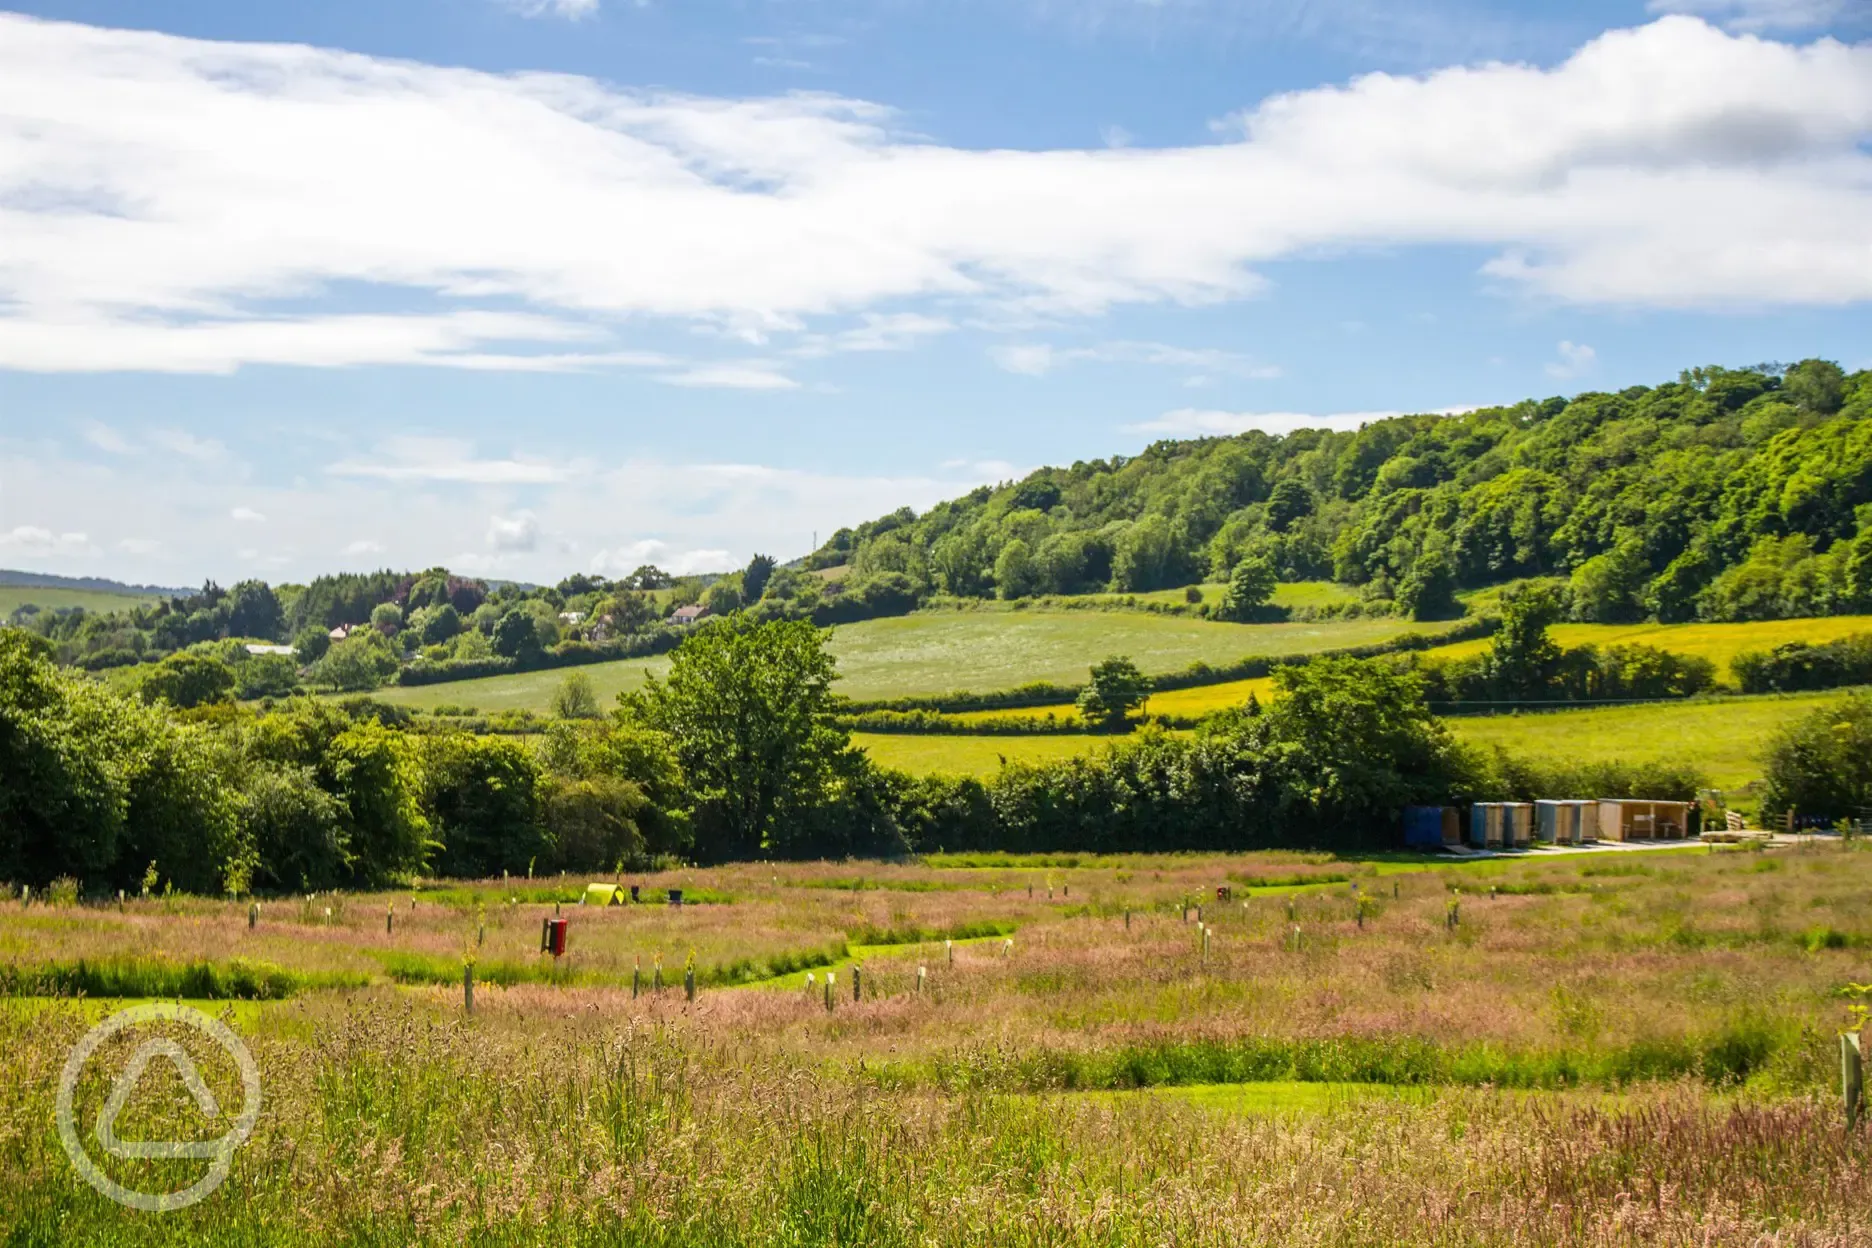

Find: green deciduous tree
<box><xmin>1216</xmin><ymin>556</ymin><xmax>1277</xmax><ymax>622</ymax></box>
<box><xmin>1760</xmin><ymin>691</ymin><xmax>1872</xmax><ymax>825</ymax></box>
<box><xmin>621</xmin><ymin>614</ymin><xmax>848</xmax><ymax>862</ymax></box>
<box><xmin>137</xmin><ymin>651</ymin><xmax>236</xmax><ymax>709</ymax></box>
<box><xmin>551</xmin><ymin>670</ymin><xmax>600</xmax><ymax>720</ymax></box>
<box><xmin>1076</xmin><ymin>656</ymin><xmax>1152</xmax><ymax>733</ymax></box>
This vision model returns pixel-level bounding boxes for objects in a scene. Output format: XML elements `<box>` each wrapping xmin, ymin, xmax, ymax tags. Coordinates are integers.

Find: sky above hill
<box><xmin>1</xmin><ymin>0</ymin><xmax>1869</xmax><ymax>586</ymax></box>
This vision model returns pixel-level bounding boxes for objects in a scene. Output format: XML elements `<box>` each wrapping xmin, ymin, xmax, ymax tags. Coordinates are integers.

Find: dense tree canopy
<box><xmin>807</xmin><ymin>361</ymin><xmax>1872</xmax><ymax>620</ymax></box>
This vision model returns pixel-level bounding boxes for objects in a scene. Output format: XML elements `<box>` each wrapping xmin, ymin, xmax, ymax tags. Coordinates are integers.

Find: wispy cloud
<box><xmin>1647</xmin><ymin>0</ymin><xmax>1851</xmax><ymax>33</ymax></box>
<box><xmin>1545</xmin><ymin>340</ymin><xmax>1597</xmax><ymax>379</ymax></box>
<box><xmin>498</xmin><ymin>0</ymin><xmax>600</xmax><ymax>20</ymax></box>
<box><xmin>655</xmin><ymin>363</ymin><xmax>801</xmax><ymax>390</ymax></box>
<box><xmin>327</xmin><ymin>437</ymin><xmax>573</xmax><ymax>485</ymax></box>
<box><xmin>148</xmin><ymin>429</ymin><xmax>228</xmax><ymax>462</ymax></box>
<box><xmin>2</xmin><ymin>14</ymin><xmax>1870</xmax><ymax>377</ymax></box>
<box><xmin>992</xmin><ymin>341</ymin><xmax>1281</xmax><ymax>379</ymax></box>
<box><xmin>230</xmin><ymin>506</ymin><xmax>267</xmax><ymax>523</ymax></box>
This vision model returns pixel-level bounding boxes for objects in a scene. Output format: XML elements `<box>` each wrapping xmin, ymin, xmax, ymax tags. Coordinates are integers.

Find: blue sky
<box><xmin>1</xmin><ymin>0</ymin><xmax>1869</xmax><ymax>585</ymax></box>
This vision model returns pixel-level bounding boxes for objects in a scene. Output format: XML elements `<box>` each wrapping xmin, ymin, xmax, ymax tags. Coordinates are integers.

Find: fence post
<box><xmin>825</xmin><ymin>971</ymin><xmax>835</xmax><ymax>1012</ymax></box>
<box><xmin>853</xmin><ymin>964</ymin><xmax>862</xmax><ymax>1002</ymax></box>
<box><xmin>946</xmin><ymin>938</ymin><xmax>953</xmax><ymax>965</ymax></box>
<box><xmin>387</xmin><ymin>906</ymin><xmax>394</xmax><ymax>935</ymax></box>
<box><xmin>1124</xmin><ymin>908</ymin><xmax>1130</xmax><ymax>931</ymax></box>
<box><xmin>917</xmin><ymin>965</ymin><xmax>926</xmax><ymax>995</ymax></box>
<box><xmin>633</xmin><ymin>958</ymin><xmax>641</xmax><ymax>1000</ymax></box>
<box><xmin>1846</xmin><ymin>1033</ymin><xmax>1864</xmax><ymax>1132</ymax></box>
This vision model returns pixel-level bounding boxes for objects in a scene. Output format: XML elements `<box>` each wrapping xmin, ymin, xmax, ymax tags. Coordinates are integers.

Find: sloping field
<box><xmin>0</xmin><ymin>585</ymin><xmax>158</xmax><ymax>615</ymax></box>
<box><xmin>1446</xmin><ymin>688</ymin><xmax>1857</xmax><ymax>793</ymax></box>
<box><xmin>369</xmin><ymin>655</ymin><xmax>670</xmax><ymax>712</ymax></box>
<box><xmin>1418</xmin><ymin>615</ymin><xmax>1872</xmax><ymax>680</ymax></box>
<box><xmin>829</xmin><ymin>610</ymin><xmax>1438</xmax><ymax>699</ymax></box>
<box><xmin>372</xmin><ymin>609</ymin><xmax>1444</xmax><ymax>712</ymax></box>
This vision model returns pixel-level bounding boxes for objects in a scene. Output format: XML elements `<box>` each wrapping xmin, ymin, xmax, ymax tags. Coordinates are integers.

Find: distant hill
<box><xmin>0</xmin><ymin>568</ymin><xmax>188</xmax><ymax>597</ymax></box>
<box><xmin>807</xmin><ymin>360</ymin><xmax>1872</xmax><ymax>625</ymax></box>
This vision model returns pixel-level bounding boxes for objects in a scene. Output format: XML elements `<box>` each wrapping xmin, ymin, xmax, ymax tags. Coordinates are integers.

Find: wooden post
<box><xmin>684</xmin><ymin>967</ymin><xmax>695</xmax><ymax>1003</ymax></box>
<box><xmin>946</xmin><ymin>938</ymin><xmax>953</xmax><ymax>965</ymax></box>
<box><xmin>654</xmin><ymin>958</ymin><xmax>663</xmax><ymax>994</ymax></box>
<box><xmin>248</xmin><ymin>902</ymin><xmax>258</xmax><ymax>930</ymax></box>
<box><xmin>463</xmin><ymin>964</ymin><xmax>474</xmax><ymax>1016</ymax></box>
<box><xmin>825</xmin><ymin>971</ymin><xmax>835</xmax><ymax>1012</ymax></box>
<box><xmin>555</xmin><ymin>901</ymin><xmax>561</xmax><ymax>917</ymax></box>
<box><xmin>632</xmin><ymin>958</ymin><xmax>641</xmax><ymax>999</ymax></box>
<box><xmin>1393</xmin><ymin>881</ymin><xmax>1399</xmax><ymax>900</ymax></box>
<box><xmin>477</xmin><ymin>922</ymin><xmax>485</xmax><ymax>947</ymax></box>
<box><xmin>386</xmin><ymin>907</ymin><xmax>394</xmax><ymax>935</ymax></box>
<box><xmin>853</xmin><ymin>964</ymin><xmax>862</xmax><ymax>1002</ymax></box>
<box><xmin>1286</xmin><ymin>899</ymin><xmax>1295</xmax><ymax>923</ymax></box>
<box><xmin>1123</xmin><ymin>908</ymin><xmax>1130</xmax><ymax>931</ymax></box>
<box><xmin>1845</xmin><ymin>1033</ymin><xmax>1864</xmax><ymax>1132</ymax></box>
<box><xmin>916</xmin><ymin>965</ymin><xmax>926</xmax><ymax>995</ymax></box>
<box><xmin>117</xmin><ymin>889</ymin><xmax>125</xmax><ymax>912</ymax></box>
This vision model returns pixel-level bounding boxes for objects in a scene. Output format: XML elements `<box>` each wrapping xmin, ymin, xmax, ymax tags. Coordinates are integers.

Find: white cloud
<box><xmin>342</xmin><ymin>539</ymin><xmax>385</xmax><ymax>556</ymax></box>
<box><xmin>1647</xmin><ymin>1</ymin><xmax>1849</xmax><ymax>34</ymax></box>
<box><xmin>328</xmin><ymin>437</ymin><xmax>573</xmax><ymax>485</ymax></box>
<box><xmin>487</xmin><ymin>511</ymin><xmax>543</xmax><ymax>553</ymax></box>
<box><xmin>230</xmin><ymin>506</ymin><xmax>267</xmax><ymax>523</ymax></box>
<box><xmin>654</xmin><ymin>363</ymin><xmax>801</xmax><ymax>390</ymax></box>
<box><xmin>148</xmin><ymin>429</ymin><xmax>227</xmax><ymax>462</ymax></box>
<box><xmin>118</xmin><ymin>538</ymin><xmax>161</xmax><ymax>556</ymax></box>
<box><xmin>83</xmin><ymin>423</ymin><xmax>134</xmax><ymax>454</ymax></box>
<box><xmin>0</xmin><ymin>525</ymin><xmax>96</xmax><ymax>556</ymax></box>
<box><xmin>0</xmin><ymin>16</ymin><xmax>1866</xmax><ymax>376</ymax></box>
<box><xmin>992</xmin><ymin>340</ymin><xmax>1281</xmax><ymax>378</ymax></box>
<box><xmin>1545</xmin><ymin>340</ymin><xmax>1598</xmax><ymax>378</ymax></box>
<box><xmin>499</xmin><ymin>0</ymin><xmax>600</xmax><ymax>19</ymax></box>
<box><xmin>590</xmin><ymin>540</ymin><xmax>737</xmax><ymax>577</ymax></box>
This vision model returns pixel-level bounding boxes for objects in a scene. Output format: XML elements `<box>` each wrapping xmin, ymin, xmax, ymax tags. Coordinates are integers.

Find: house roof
<box><xmin>670</xmin><ymin>604</ymin><xmax>708</xmax><ymax>622</ymax></box>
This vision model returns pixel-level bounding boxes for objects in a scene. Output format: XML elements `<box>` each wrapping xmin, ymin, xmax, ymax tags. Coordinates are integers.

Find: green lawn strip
<box><xmin>0</xmin><ymin>956</ymin><xmax>366</xmax><ymax>1001</ymax></box>
<box><xmin>757</xmin><ymin>926</ymin><xmax>1016</xmax><ymax>991</ymax></box>
<box><xmin>1</xmin><ymin>995</ymin><xmax>274</xmax><ymax>1029</ymax></box>
<box><xmin>871</xmin><ymin>1017</ymin><xmax>1795</xmax><ymax>1094</ymax></box>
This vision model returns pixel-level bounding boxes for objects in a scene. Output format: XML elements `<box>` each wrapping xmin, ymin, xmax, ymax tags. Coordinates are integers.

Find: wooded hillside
<box><xmin>812</xmin><ymin>360</ymin><xmax>1872</xmax><ymax>624</ymax></box>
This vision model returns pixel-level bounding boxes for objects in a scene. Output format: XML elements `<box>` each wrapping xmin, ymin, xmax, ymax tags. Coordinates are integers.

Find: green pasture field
<box><xmin>0</xmin><ymin>585</ymin><xmax>159</xmax><ymax>616</ymax></box>
<box><xmin>3</xmin><ymin>846</ymin><xmax>1869</xmax><ymax>1243</ymax></box>
<box><xmin>366</xmin><ymin>654</ymin><xmax>670</xmax><ymax>713</ymax></box>
<box><xmin>824</xmin><ymin>608</ymin><xmax>1439</xmax><ymax>699</ymax></box>
<box><xmin>1445</xmin><ymin>688</ymin><xmax>1860</xmax><ymax>793</ymax></box>
<box><xmin>369</xmin><ymin>606</ymin><xmax>1444</xmax><ymax>713</ymax></box>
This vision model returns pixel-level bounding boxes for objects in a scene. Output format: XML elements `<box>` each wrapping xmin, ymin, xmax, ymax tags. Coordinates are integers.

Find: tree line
<box><xmin>3</xmin><ymin>612</ymin><xmax>1758</xmax><ymax>897</ymax></box>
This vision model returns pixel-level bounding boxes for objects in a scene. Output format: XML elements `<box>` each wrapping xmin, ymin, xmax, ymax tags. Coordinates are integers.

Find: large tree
<box><xmin>621</xmin><ymin>614</ymin><xmax>848</xmax><ymax>861</ymax></box>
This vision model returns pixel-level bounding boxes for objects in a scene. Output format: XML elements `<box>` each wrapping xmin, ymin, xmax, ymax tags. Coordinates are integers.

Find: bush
<box><xmin>1759</xmin><ymin>692</ymin><xmax>1872</xmax><ymax>824</ymax></box>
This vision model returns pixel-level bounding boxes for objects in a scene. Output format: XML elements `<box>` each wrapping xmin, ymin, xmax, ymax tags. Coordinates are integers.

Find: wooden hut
<box><xmin>1595</xmin><ymin>799</ymin><xmax>1693</xmax><ymax>842</ymax></box>
<box><xmin>1535</xmin><ymin>800</ymin><xmax>1570</xmax><ymax>845</ymax></box>
<box><xmin>1503</xmin><ymin>802</ymin><xmax>1535</xmax><ymax>848</ymax></box>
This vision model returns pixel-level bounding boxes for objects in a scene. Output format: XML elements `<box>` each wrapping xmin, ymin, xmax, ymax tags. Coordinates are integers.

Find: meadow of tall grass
<box><xmin>4</xmin><ymin>844</ymin><xmax>1869</xmax><ymax>1244</ymax></box>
